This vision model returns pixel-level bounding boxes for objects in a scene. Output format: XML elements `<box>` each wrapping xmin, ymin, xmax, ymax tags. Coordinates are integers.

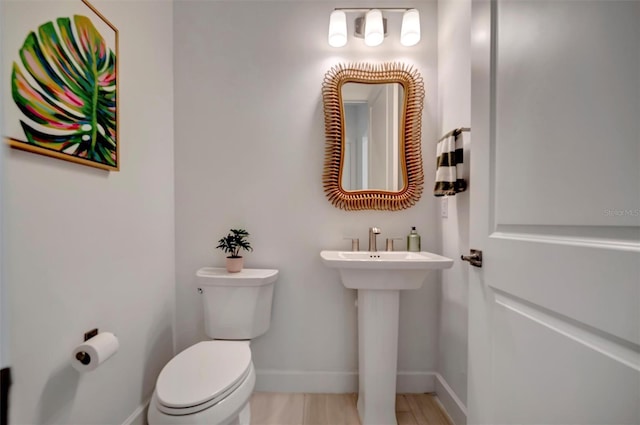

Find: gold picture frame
<box><xmin>5</xmin><ymin>0</ymin><xmax>119</xmax><ymax>171</ymax></box>
<box><xmin>322</xmin><ymin>62</ymin><xmax>425</xmax><ymax>211</ymax></box>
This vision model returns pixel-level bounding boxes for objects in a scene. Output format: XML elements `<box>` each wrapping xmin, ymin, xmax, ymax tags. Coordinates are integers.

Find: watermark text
<box><xmin>603</xmin><ymin>209</ymin><xmax>640</xmax><ymax>217</ymax></box>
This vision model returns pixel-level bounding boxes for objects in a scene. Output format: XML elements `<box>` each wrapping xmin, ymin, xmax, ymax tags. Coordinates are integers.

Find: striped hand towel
<box><xmin>434</xmin><ymin>130</ymin><xmax>467</xmax><ymax>196</ymax></box>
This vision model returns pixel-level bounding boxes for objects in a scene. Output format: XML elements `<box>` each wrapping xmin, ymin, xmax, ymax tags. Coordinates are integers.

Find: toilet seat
<box><xmin>155</xmin><ymin>341</ymin><xmax>252</xmax><ymax>416</ymax></box>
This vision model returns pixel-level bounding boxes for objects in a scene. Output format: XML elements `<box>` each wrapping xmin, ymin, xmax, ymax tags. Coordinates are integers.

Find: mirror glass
<box><xmin>341</xmin><ymin>83</ymin><xmax>405</xmax><ymax>192</ymax></box>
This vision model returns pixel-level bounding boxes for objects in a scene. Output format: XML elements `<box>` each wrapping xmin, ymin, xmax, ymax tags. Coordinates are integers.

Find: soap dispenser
<box><xmin>407</xmin><ymin>226</ymin><xmax>421</xmax><ymax>252</ymax></box>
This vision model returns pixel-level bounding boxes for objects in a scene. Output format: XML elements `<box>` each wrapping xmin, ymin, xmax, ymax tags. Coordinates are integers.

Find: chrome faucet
<box><xmin>369</xmin><ymin>227</ymin><xmax>381</xmax><ymax>252</ymax></box>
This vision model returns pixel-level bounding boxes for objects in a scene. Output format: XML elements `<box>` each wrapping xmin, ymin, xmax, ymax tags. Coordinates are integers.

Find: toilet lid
<box><xmin>156</xmin><ymin>341</ymin><xmax>252</xmax><ymax>408</ymax></box>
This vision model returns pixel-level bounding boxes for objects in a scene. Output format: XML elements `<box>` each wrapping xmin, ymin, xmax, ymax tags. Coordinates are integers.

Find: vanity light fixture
<box><xmin>328</xmin><ymin>10</ymin><xmax>348</xmax><ymax>47</ymax></box>
<box><xmin>364</xmin><ymin>9</ymin><xmax>384</xmax><ymax>46</ymax></box>
<box><xmin>327</xmin><ymin>8</ymin><xmax>421</xmax><ymax>48</ymax></box>
<box><xmin>400</xmin><ymin>9</ymin><xmax>421</xmax><ymax>46</ymax></box>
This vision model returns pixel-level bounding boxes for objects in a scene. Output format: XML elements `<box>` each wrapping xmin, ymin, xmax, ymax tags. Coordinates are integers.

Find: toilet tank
<box><xmin>196</xmin><ymin>267</ymin><xmax>278</xmax><ymax>340</ymax></box>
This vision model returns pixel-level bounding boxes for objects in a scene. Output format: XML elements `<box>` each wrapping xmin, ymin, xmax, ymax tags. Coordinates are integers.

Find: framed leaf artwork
<box><xmin>4</xmin><ymin>0</ymin><xmax>119</xmax><ymax>171</ymax></box>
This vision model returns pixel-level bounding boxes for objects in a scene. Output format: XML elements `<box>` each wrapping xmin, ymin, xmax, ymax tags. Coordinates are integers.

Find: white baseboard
<box><xmin>137</xmin><ymin>371</ymin><xmax>461</xmax><ymax>424</ymax></box>
<box><xmin>122</xmin><ymin>397</ymin><xmax>150</xmax><ymax>425</ymax></box>
<box><xmin>435</xmin><ymin>373</ymin><xmax>467</xmax><ymax>425</ymax></box>
<box><xmin>255</xmin><ymin>370</ymin><xmax>437</xmax><ymax>394</ymax></box>
<box><xmin>396</xmin><ymin>371</ymin><xmax>436</xmax><ymax>393</ymax></box>
<box><xmin>135</xmin><ymin>371</ymin><xmax>462</xmax><ymax>425</ymax></box>
<box><xmin>255</xmin><ymin>369</ymin><xmax>358</xmax><ymax>393</ymax></box>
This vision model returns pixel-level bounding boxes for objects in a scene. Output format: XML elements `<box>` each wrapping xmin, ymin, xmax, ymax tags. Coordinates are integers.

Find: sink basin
<box><xmin>320</xmin><ymin>250</ymin><xmax>453</xmax><ymax>289</ymax></box>
<box><xmin>321</xmin><ymin>250</ymin><xmax>453</xmax><ymax>270</ymax></box>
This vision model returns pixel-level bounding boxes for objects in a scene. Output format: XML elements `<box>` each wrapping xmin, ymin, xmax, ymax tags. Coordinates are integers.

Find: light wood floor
<box><xmin>250</xmin><ymin>393</ymin><xmax>453</xmax><ymax>425</ymax></box>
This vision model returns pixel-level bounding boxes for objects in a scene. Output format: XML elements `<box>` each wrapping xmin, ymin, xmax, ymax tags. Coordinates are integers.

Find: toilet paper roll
<box><xmin>71</xmin><ymin>332</ymin><xmax>119</xmax><ymax>372</ymax></box>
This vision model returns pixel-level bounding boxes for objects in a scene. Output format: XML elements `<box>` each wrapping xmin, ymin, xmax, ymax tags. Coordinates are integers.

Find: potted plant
<box><xmin>216</xmin><ymin>228</ymin><xmax>253</xmax><ymax>273</ymax></box>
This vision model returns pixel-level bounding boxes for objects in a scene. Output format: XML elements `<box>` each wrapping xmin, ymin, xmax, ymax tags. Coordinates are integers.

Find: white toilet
<box><xmin>148</xmin><ymin>267</ymin><xmax>278</xmax><ymax>425</ymax></box>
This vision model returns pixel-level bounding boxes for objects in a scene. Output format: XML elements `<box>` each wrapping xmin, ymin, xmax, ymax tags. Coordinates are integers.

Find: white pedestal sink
<box><xmin>320</xmin><ymin>250</ymin><xmax>454</xmax><ymax>425</ymax></box>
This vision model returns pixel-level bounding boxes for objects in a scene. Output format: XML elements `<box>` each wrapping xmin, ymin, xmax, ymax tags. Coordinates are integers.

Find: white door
<box><xmin>467</xmin><ymin>1</ymin><xmax>640</xmax><ymax>424</ymax></box>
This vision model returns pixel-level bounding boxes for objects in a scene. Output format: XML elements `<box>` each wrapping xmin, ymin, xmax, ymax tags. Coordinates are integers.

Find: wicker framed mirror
<box><xmin>322</xmin><ymin>62</ymin><xmax>425</xmax><ymax>211</ymax></box>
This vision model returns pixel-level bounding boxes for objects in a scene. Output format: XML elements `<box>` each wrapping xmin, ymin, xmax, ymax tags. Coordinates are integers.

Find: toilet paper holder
<box><xmin>72</xmin><ymin>329</ymin><xmax>119</xmax><ymax>372</ymax></box>
<box><xmin>75</xmin><ymin>351</ymin><xmax>91</xmax><ymax>365</ymax></box>
<box><xmin>76</xmin><ymin>328</ymin><xmax>99</xmax><ymax>365</ymax></box>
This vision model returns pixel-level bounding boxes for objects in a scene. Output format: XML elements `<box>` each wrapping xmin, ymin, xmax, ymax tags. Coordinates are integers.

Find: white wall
<box><xmin>3</xmin><ymin>1</ymin><xmax>175</xmax><ymax>423</ymax></box>
<box><xmin>174</xmin><ymin>0</ymin><xmax>441</xmax><ymax>392</ymax></box>
<box><xmin>437</xmin><ymin>0</ymin><xmax>470</xmax><ymax>423</ymax></box>
<box><xmin>0</xmin><ymin>0</ymin><xmax>7</xmax><ymax>373</ymax></box>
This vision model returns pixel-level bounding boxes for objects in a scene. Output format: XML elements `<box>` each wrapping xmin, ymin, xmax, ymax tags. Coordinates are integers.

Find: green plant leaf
<box><xmin>216</xmin><ymin>229</ymin><xmax>252</xmax><ymax>257</ymax></box>
<box><xmin>11</xmin><ymin>15</ymin><xmax>116</xmax><ymax>165</ymax></box>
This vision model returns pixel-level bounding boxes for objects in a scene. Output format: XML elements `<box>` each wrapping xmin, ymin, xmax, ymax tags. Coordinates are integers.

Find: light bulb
<box><xmin>401</xmin><ymin>9</ymin><xmax>421</xmax><ymax>46</ymax></box>
<box><xmin>328</xmin><ymin>10</ymin><xmax>347</xmax><ymax>47</ymax></box>
<box><xmin>364</xmin><ymin>9</ymin><xmax>384</xmax><ymax>47</ymax></box>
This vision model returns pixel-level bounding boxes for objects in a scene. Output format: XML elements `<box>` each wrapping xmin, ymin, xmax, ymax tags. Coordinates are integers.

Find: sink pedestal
<box><xmin>357</xmin><ymin>289</ymin><xmax>400</xmax><ymax>425</ymax></box>
<box><xmin>320</xmin><ymin>250</ymin><xmax>454</xmax><ymax>425</ymax></box>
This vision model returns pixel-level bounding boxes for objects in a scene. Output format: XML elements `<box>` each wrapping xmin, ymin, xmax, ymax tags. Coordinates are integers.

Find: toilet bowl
<box><xmin>148</xmin><ymin>268</ymin><xmax>278</xmax><ymax>425</ymax></box>
<box><xmin>148</xmin><ymin>341</ymin><xmax>255</xmax><ymax>425</ymax></box>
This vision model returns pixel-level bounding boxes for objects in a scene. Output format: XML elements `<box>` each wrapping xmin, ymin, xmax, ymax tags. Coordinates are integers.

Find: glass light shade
<box><xmin>364</xmin><ymin>9</ymin><xmax>384</xmax><ymax>47</ymax></box>
<box><xmin>328</xmin><ymin>10</ymin><xmax>348</xmax><ymax>47</ymax></box>
<box><xmin>401</xmin><ymin>9</ymin><xmax>421</xmax><ymax>46</ymax></box>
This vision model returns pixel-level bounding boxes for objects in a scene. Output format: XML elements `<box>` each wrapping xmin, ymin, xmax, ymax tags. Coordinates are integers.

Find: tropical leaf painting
<box><xmin>8</xmin><ymin>1</ymin><xmax>118</xmax><ymax>171</ymax></box>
